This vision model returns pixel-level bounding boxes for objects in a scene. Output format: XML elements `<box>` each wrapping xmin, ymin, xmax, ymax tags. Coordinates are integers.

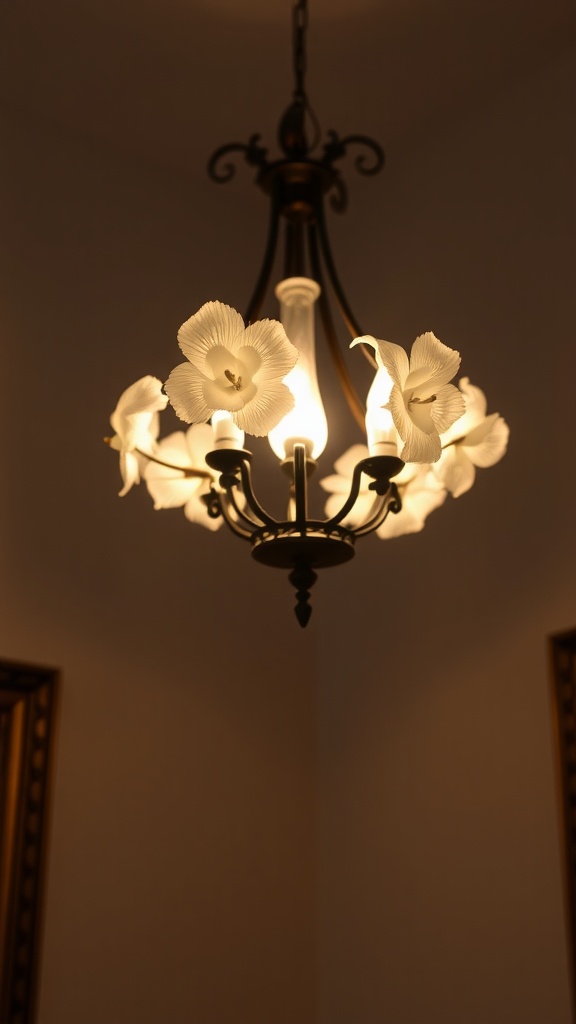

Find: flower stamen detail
<box><xmin>410</xmin><ymin>394</ymin><xmax>436</xmax><ymax>405</ymax></box>
<box><xmin>224</xmin><ymin>369</ymin><xmax>243</xmax><ymax>391</ymax></box>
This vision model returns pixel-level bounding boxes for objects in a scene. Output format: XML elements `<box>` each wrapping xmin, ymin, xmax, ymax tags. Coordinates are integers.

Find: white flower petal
<box><xmin>203</xmin><ymin>376</ymin><xmax>257</xmax><ymax>412</ymax></box>
<box><xmin>184</xmin><ymin>423</ymin><xmax>217</xmax><ymax>465</ymax></box>
<box><xmin>165</xmin><ymin>362</ymin><xmax>212</xmax><ymax>424</ymax></box>
<box><xmin>377</xmin><ymin>469</ymin><xmax>446</xmax><ymax>538</ymax></box>
<box><xmin>334</xmin><ymin>444</ymin><xmax>369</xmax><ymax>479</ymax></box>
<box><xmin>459</xmin><ymin>377</ymin><xmax>487</xmax><ymax>422</ymax></box>
<box><xmin>234</xmin><ymin>380</ymin><xmax>294</xmax><ymax>436</ymax></box>
<box><xmin>408</xmin><ymin>397</ymin><xmax>435</xmax><ymax>434</ymax></box>
<box><xmin>406</xmin><ymin>333</ymin><xmax>461</xmax><ymax>396</ymax></box>
<box><xmin>430</xmin><ymin>383</ymin><xmax>466</xmax><ymax>434</ymax></box>
<box><xmin>464</xmin><ymin>415</ymin><xmax>509</xmax><ymax>468</ymax></box>
<box><xmin>119</xmin><ymin>450</ymin><xmax>141</xmax><ymax>496</ymax></box>
<box><xmin>399</xmin><ymin>422</ymin><xmax>442</xmax><ymax>464</ymax></box>
<box><xmin>154</xmin><ymin>431</ymin><xmax>191</xmax><ymax>466</ymax></box>
<box><xmin>372</xmin><ymin>339</ymin><xmax>410</xmax><ymax>388</ymax></box>
<box><xmin>242</xmin><ymin>319</ymin><xmax>298</xmax><ymax>382</ymax></box>
<box><xmin>204</xmin><ymin>345</ymin><xmax>241</xmax><ymax>380</ymax></box>
<box><xmin>434</xmin><ymin>445</ymin><xmax>476</xmax><ymax>497</ymax></box>
<box><xmin>350</xmin><ymin>334</ymin><xmax>377</xmax><ymax>354</ymax></box>
<box><xmin>177</xmin><ymin>302</ymin><xmax>245</xmax><ymax>369</ymax></box>
<box><xmin>111</xmin><ymin>375</ymin><xmax>168</xmax><ymax>422</ymax></box>
<box><xmin>168</xmin><ymin>305</ymin><xmax>299</xmax><ymax>437</ymax></box>
<box><xmin>324</xmin><ymin>491</ymin><xmax>345</xmax><ymax>519</ymax></box>
<box><xmin>236</xmin><ymin>345</ymin><xmax>262</xmax><ymax>380</ymax></box>
<box><xmin>144</xmin><ymin>426</ymin><xmax>216</xmax><ymax>511</ymax></box>
<box><xmin>324</xmin><ymin>488</ymin><xmax>374</xmax><ymax>528</ymax></box>
<box><xmin>320</xmin><ymin>473</ymin><xmax>349</xmax><ymax>496</ymax></box>
<box><xmin>387</xmin><ymin>384</ymin><xmax>413</xmax><ymax>443</ymax></box>
<box><xmin>110</xmin><ymin>376</ymin><xmax>168</xmax><ymax>451</ymax></box>
<box><xmin>146</xmin><ymin>473</ymin><xmax>199</xmax><ymax>510</ymax></box>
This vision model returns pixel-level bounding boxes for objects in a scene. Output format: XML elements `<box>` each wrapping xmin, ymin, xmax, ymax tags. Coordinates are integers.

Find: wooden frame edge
<box><xmin>0</xmin><ymin>659</ymin><xmax>60</xmax><ymax>1024</ymax></box>
<box><xmin>549</xmin><ymin>628</ymin><xmax>576</xmax><ymax>1024</ymax></box>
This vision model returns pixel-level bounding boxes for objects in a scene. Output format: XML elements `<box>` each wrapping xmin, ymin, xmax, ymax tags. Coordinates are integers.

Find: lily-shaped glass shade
<box><xmin>268</xmin><ymin>277</ymin><xmax>328</xmax><ymax>460</ymax></box>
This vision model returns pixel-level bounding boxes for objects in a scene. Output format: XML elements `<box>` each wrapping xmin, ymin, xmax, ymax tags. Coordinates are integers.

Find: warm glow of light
<box><xmin>268</xmin><ymin>277</ymin><xmax>328</xmax><ymax>460</ymax></box>
<box><xmin>211</xmin><ymin>409</ymin><xmax>245</xmax><ymax>450</ymax></box>
<box><xmin>365</xmin><ymin>369</ymin><xmax>398</xmax><ymax>457</ymax></box>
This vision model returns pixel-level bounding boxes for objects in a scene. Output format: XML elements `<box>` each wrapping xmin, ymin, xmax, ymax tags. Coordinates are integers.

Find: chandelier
<box><xmin>106</xmin><ymin>1</ymin><xmax>509</xmax><ymax>627</ymax></box>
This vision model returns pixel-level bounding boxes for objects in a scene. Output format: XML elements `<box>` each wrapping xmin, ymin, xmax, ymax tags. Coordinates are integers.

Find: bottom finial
<box><xmin>289</xmin><ymin>561</ymin><xmax>318</xmax><ymax>628</ymax></box>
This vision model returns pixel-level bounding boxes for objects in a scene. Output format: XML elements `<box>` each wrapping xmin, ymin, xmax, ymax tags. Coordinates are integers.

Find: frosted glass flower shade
<box><xmin>268</xmin><ymin>277</ymin><xmax>328</xmax><ymax>460</ymax></box>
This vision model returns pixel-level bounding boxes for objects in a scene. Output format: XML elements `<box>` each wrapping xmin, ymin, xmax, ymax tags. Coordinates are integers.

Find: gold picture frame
<box><xmin>0</xmin><ymin>660</ymin><xmax>59</xmax><ymax>1024</ymax></box>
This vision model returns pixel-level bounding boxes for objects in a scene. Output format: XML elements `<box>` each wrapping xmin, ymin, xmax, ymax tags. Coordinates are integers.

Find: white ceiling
<box><xmin>0</xmin><ymin>0</ymin><xmax>573</xmax><ymax>179</ymax></box>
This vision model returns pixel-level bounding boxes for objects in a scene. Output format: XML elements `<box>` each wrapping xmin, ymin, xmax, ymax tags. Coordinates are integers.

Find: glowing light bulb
<box><xmin>365</xmin><ymin>369</ymin><xmax>398</xmax><ymax>457</ymax></box>
<box><xmin>211</xmin><ymin>410</ymin><xmax>245</xmax><ymax>450</ymax></box>
<box><xmin>268</xmin><ymin>277</ymin><xmax>328</xmax><ymax>460</ymax></box>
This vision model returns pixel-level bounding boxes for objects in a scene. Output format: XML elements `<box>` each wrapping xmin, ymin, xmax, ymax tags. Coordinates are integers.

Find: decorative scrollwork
<box><xmin>327</xmin><ymin>174</ymin><xmax>348</xmax><ymax>215</ymax></box>
<box><xmin>322</xmin><ymin>130</ymin><xmax>385</xmax><ymax>177</ymax></box>
<box><xmin>387</xmin><ymin>482</ymin><xmax>402</xmax><ymax>515</ymax></box>
<box><xmin>207</xmin><ymin>134</ymin><xmax>269</xmax><ymax>184</ymax></box>
<box><xmin>202</xmin><ymin>489</ymin><xmax>222</xmax><ymax>519</ymax></box>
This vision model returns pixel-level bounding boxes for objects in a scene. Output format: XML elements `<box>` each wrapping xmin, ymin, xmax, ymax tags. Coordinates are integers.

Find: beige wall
<box><xmin>316</xmin><ymin>47</ymin><xmax>576</xmax><ymax>1024</ymax></box>
<box><xmin>0</xmin><ymin>107</ymin><xmax>318</xmax><ymax>1023</ymax></box>
<box><xmin>0</xmin><ymin>39</ymin><xmax>574</xmax><ymax>1024</ymax></box>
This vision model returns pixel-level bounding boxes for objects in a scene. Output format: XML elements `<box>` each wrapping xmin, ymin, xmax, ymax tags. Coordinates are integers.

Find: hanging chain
<box><xmin>292</xmin><ymin>0</ymin><xmax>321</xmax><ymax>149</ymax></box>
<box><xmin>293</xmin><ymin>0</ymin><xmax>308</xmax><ymax>100</ymax></box>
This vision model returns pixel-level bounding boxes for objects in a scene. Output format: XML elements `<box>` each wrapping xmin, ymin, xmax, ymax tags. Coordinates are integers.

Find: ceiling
<box><xmin>0</xmin><ymin>0</ymin><xmax>573</xmax><ymax>180</ymax></box>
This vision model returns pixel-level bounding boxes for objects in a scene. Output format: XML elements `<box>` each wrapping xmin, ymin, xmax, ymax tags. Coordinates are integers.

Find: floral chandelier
<box><xmin>106</xmin><ymin>0</ymin><xmax>509</xmax><ymax>627</ymax></box>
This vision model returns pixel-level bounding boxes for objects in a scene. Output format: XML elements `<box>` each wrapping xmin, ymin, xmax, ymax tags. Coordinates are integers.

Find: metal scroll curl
<box><xmin>322</xmin><ymin>131</ymin><xmax>385</xmax><ymax>176</ymax></box>
<box><xmin>207</xmin><ymin>134</ymin><xmax>269</xmax><ymax>184</ymax></box>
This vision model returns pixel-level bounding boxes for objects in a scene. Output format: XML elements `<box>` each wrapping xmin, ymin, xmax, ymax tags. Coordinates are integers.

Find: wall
<box><xmin>0</xmin><ymin>106</ymin><xmax>317</xmax><ymax>1024</ymax></box>
<box><xmin>316</xmin><ymin>45</ymin><xmax>576</xmax><ymax>1024</ymax></box>
<box><xmin>0</xmin><ymin>37</ymin><xmax>574</xmax><ymax>1024</ymax></box>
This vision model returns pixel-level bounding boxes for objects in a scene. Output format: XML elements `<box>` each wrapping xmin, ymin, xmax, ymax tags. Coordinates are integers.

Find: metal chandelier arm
<box><xmin>244</xmin><ymin>185</ymin><xmax>282</xmax><ymax>325</ymax></box>
<box><xmin>314</xmin><ymin>194</ymin><xmax>378</xmax><ymax>371</ymax></box>
<box><xmin>237</xmin><ymin>459</ymin><xmax>283</xmax><ymax>529</ymax></box>
<box><xmin>352</xmin><ymin>486</ymin><xmax>400</xmax><ymax>537</ymax></box>
<box><xmin>206</xmin><ymin>448</ymin><xmax>282</xmax><ymax>531</ymax></box>
<box><xmin>307</xmin><ymin>221</ymin><xmax>366</xmax><ymax>431</ymax></box>
<box><xmin>214</xmin><ymin>491</ymin><xmax>255</xmax><ymax>540</ymax></box>
<box><xmin>321</xmin><ymin>461</ymin><xmax>368</xmax><ymax>528</ymax></box>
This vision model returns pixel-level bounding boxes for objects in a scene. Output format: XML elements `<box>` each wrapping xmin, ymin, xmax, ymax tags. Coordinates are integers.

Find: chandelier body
<box><xmin>201</xmin><ymin>3</ymin><xmax>402</xmax><ymax>624</ymax></box>
<box><xmin>205</xmin><ymin>441</ymin><xmax>403</xmax><ymax>627</ymax></box>
<box><xmin>106</xmin><ymin>0</ymin><xmax>509</xmax><ymax>627</ymax></box>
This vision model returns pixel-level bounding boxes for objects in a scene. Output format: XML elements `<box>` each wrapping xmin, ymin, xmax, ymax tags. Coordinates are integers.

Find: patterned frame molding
<box><xmin>0</xmin><ymin>660</ymin><xmax>59</xmax><ymax>1024</ymax></box>
<box><xmin>550</xmin><ymin>628</ymin><xmax>576</xmax><ymax>1019</ymax></box>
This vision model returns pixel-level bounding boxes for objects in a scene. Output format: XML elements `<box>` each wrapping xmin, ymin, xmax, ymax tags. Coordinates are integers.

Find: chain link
<box><xmin>293</xmin><ymin>0</ymin><xmax>308</xmax><ymax>98</ymax></box>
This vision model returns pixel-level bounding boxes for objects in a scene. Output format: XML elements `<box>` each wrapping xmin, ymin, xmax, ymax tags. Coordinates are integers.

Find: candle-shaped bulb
<box><xmin>365</xmin><ymin>369</ymin><xmax>398</xmax><ymax>457</ymax></box>
<box><xmin>211</xmin><ymin>410</ymin><xmax>245</xmax><ymax>450</ymax></box>
<box><xmin>268</xmin><ymin>277</ymin><xmax>328</xmax><ymax>460</ymax></box>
